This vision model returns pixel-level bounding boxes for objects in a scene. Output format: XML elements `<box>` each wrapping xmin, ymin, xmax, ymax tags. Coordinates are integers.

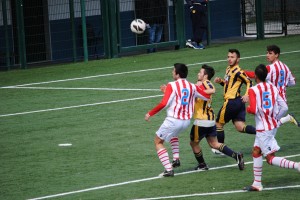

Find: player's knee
<box><xmin>154</xmin><ymin>136</ymin><xmax>164</xmax><ymax>145</ymax></box>
<box><xmin>190</xmin><ymin>141</ymin><xmax>198</xmax><ymax>147</ymax></box>
<box><xmin>208</xmin><ymin>141</ymin><xmax>219</xmax><ymax>149</ymax></box>
<box><xmin>266</xmin><ymin>153</ymin><xmax>275</xmax><ymax>165</ymax></box>
<box><xmin>216</xmin><ymin>122</ymin><xmax>223</xmax><ymax>129</ymax></box>
<box><xmin>234</xmin><ymin>122</ymin><xmax>244</xmax><ymax>132</ymax></box>
<box><xmin>252</xmin><ymin>146</ymin><xmax>262</xmax><ymax>158</ymax></box>
<box><xmin>238</xmin><ymin>125</ymin><xmax>245</xmax><ymax>132</ymax></box>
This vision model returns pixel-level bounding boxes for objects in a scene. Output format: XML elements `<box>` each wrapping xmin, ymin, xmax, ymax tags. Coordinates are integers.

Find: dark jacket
<box><xmin>136</xmin><ymin>0</ymin><xmax>167</xmax><ymax>25</ymax></box>
<box><xmin>185</xmin><ymin>0</ymin><xmax>208</xmax><ymax>6</ymax></box>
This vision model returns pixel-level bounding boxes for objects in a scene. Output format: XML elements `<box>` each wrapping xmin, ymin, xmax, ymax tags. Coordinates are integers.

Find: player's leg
<box><xmin>155</xmin><ymin>136</ymin><xmax>174</xmax><ymax>177</ymax></box>
<box><xmin>207</xmin><ymin>136</ymin><xmax>244</xmax><ymax>170</ymax></box>
<box><xmin>215</xmin><ymin>98</ymin><xmax>244</xmax><ymax>143</ymax></box>
<box><xmin>168</xmin><ymin>118</ymin><xmax>191</xmax><ymax>170</ymax></box>
<box><xmin>213</xmin><ymin>101</ymin><xmax>228</xmax><ymax>154</ymax></box>
<box><xmin>261</xmin><ymin>128</ymin><xmax>300</xmax><ymax>171</ymax></box>
<box><xmin>211</xmin><ymin>122</ymin><xmax>225</xmax><ymax>155</ymax></box>
<box><xmin>155</xmin><ymin>117</ymin><xmax>182</xmax><ymax>177</ymax></box>
<box><xmin>278</xmin><ymin>113</ymin><xmax>300</xmax><ymax>127</ymax></box>
<box><xmin>244</xmin><ymin>146</ymin><xmax>264</xmax><ymax>192</ymax></box>
<box><xmin>170</xmin><ymin>137</ymin><xmax>180</xmax><ymax>168</ymax></box>
<box><xmin>233</xmin><ymin>100</ymin><xmax>256</xmax><ymax>134</ymax></box>
<box><xmin>190</xmin><ymin>125</ymin><xmax>209</xmax><ymax>170</ymax></box>
<box><xmin>215</xmin><ymin>101</ymin><xmax>227</xmax><ymax>144</ymax></box>
<box><xmin>266</xmin><ymin>153</ymin><xmax>300</xmax><ymax>170</ymax></box>
<box><xmin>234</xmin><ymin>121</ymin><xmax>256</xmax><ymax>134</ymax></box>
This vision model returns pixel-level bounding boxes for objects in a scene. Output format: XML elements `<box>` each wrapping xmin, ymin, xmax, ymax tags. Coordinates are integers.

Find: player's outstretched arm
<box><xmin>214</xmin><ymin>77</ymin><xmax>225</xmax><ymax>86</ymax></box>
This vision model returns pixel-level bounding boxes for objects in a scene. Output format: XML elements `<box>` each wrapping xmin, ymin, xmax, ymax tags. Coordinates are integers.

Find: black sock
<box><xmin>243</xmin><ymin>125</ymin><xmax>256</xmax><ymax>134</ymax></box>
<box><xmin>194</xmin><ymin>151</ymin><xmax>205</xmax><ymax>164</ymax></box>
<box><xmin>219</xmin><ymin>144</ymin><xmax>237</xmax><ymax>160</ymax></box>
<box><xmin>217</xmin><ymin>127</ymin><xmax>225</xmax><ymax>143</ymax></box>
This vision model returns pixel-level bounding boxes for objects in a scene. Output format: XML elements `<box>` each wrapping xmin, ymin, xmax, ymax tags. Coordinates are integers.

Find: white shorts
<box><xmin>156</xmin><ymin>117</ymin><xmax>191</xmax><ymax>142</ymax></box>
<box><xmin>254</xmin><ymin>128</ymin><xmax>280</xmax><ymax>157</ymax></box>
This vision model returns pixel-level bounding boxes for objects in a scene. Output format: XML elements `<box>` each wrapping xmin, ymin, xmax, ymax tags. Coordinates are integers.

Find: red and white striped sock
<box><xmin>270</xmin><ymin>156</ymin><xmax>299</xmax><ymax>170</ymax></box>
<box><xmin>170</xmin><ymin>137</ymin><xmax>179</xmax><ymax>161</ymax></box>
<box><xmin>252</xmin><ymin>155</ymin><xmax>263</xmax><ymax>187</ymax></box>
<box><xmin>157</xmin><ymin>148</ymin><xmax>172</xmax><ymax>171</ymax></box>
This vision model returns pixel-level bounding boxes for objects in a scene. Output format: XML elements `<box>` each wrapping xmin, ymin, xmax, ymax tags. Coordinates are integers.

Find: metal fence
<box><xmin>242</xmin><ymin>0</ymin><xmax>300</xmax><ymax>36</ymax></box>
<box><xmin>0</xmin><ymin>0</ymin><xmax>300</xmax><ymax>70</ymax></box>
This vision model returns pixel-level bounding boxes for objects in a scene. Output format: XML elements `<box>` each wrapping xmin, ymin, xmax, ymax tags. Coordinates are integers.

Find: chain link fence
<box><xmin>242</xmin><ymin>0</ymin><xmax>300</xmax><ymax>36</ymax></box>
<box><xmin>1</xmin><ymin>0</ymin><xmax>300</xmax><ymax>69</ymax></box>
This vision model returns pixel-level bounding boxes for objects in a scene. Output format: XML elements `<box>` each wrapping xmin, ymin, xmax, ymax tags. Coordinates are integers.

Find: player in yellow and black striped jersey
<box><xmin>189</xmin><ymin>64</ymin><xmax>245</xmax><ymax>171</ymax></box>
<box><xmin>213</xmin><ymin>49</ymin><xmax>256</xmax><ymax>154</ymax></box>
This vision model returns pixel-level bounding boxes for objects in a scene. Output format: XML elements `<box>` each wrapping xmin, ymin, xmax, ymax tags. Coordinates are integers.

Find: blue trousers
<box><xmin>147</xmin><ymin>24</ymin><xmax>164</xmax><ymax>53</ymax></box>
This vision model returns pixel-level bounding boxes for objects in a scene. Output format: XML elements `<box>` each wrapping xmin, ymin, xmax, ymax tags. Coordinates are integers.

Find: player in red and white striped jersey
<box><xmin>145</xmin><ymin>63</ymin><xmax>212</xmax><ymax>177</ymax></box>
<box><xmin>245</xmin><ymin>45</ymin><xmax>299</xmax><ymax>127</ymax></box>
<box><xmin>244</xmin><ymin>64</ymin><xmax>300</xmax><ymax>192</ymax></box>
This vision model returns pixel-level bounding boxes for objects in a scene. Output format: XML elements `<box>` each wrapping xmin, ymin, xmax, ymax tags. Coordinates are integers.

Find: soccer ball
<box><xmin>130</xmin><ymin>19</ymin><xmax>146</xmax><ymax>34</ymax></box>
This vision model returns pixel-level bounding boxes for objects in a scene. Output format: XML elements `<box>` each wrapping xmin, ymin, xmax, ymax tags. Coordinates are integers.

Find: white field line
<box><xmin>132</xmin><ymin>185</ymin><xmax>300</xmax><ymax>200</ymax></box>
<box><xmin>2</xmin><ymin>50</ymin><xmax>300</xmax><ymax>89</ymax></box>
<box><xmin>1</xmin><ymin>50</ymin><xmax>300</xmax><ymax>118</ymax></box>
<box><xmin>27</xmin><ymin>154</ymin><xmax>300</xmax><ymax>200</ymax></box>
<box><xmin>1</xmin><ymin>86</ymin><xmax>161</xmax><ymax>91</ymax></box>
<box><xmin>1</xmin><ymin>50</ymin><xmax>299</xmax><ymax>118</ymax></box>
<box><xmin>0</xmin><ymin>95</ymin><xmax>163</xmax><ymax>118</ymax></box>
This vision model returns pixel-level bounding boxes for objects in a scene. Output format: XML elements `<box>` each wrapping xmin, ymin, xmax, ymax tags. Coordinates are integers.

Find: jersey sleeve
<box><xmin>219</xmin><ymin>79</ymin><xmax>225</xmax><ymax>87</ymax></box>
<box><xmin>244</xmin><ymin>70</ymin><xmax>255</xmax><ymax>79</ymax></box>
<box><xmin>287</xmin><ymin>71</ymin><xmax>296</xmax><ymax>87</ymax></box>
<box><xmin>195</xmin><ymin>84</ymin><xmax>211</xmax><ymax>101</ymax></box>
<box><xmin>246</xmin><ymin>88</ymin><xmax>256</xmax><ymax>114</ymax></box>
<box><xmin>202</xmin><ymin>80</ymin><xmax>215</xmax><ymax>94</ymax></box>
<box><xmin>148</xmin><ymin>83</ymin><xmax>173</xmax><ymax>116</ymax></box>
<box><xmin>276</xmin><ymin>93</ymin><xmax>288</xmax><ymax>119</ymax></box>
<box><xmin>240</xmin><ymin>72</ymin><xmax>253</xmax><ymax>96</ymax></box>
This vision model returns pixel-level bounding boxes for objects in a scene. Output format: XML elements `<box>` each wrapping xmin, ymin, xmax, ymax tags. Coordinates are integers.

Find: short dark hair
<box><xmin>255</xmin><ymin>64</ymin><xmax>268</xmax><ymax>82</ymax></box>
<box><xmin>267</xmin><ymin>45</ymin><xmax>280</xmax><ymax>55</ymax></box>
<box><xmin>228</xmin><ymin>49</ymin><xmax>240</xmax><ymax>58</ymax></box>
<box><xmin>202</xmin><ymin>64</ymin><xmax>215</xmax><ymax>80</ymax></box>
<box><xmin>174</xmin><ymin>63</ymin><xmax>188</xmax><ymax>78</ymax></box>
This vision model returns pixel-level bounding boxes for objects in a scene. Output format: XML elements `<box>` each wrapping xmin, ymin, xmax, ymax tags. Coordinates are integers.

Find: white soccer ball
<box><xmin>130</xmin><ymin>19</ymin><xmax>146</xmax><ymax>34</ymax></box>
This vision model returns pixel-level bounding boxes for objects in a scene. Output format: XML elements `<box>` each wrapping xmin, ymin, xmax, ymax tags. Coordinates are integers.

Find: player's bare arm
<box><xmin>214</xmin><ymin>77</ymin><xmax>222</xmax><ymax>83</ymax></box>
<box><xmin>160</xmin><ymin>84</ymin><xmax>167</xmax><ymax>93</ymax></box>
<box><xmin>241</xmin><ymin>95</ymin><xmax>249</xmax><ymax>103</ymax></box>
<box><xmin>145</xmin><ymin>113</ymin><xmax>151</xmax><ymax>121</ymax></box>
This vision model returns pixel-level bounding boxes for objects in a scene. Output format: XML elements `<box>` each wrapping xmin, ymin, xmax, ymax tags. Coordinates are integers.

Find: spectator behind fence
<box><xmin>136</xmin><ymin>0</ymin><xmax>168</xmax><ymax>53</ymax></box>
<box><xmin>185</xmin><ymin>0</ymin><xmax>208</xmax><ymax>50</ymax></box>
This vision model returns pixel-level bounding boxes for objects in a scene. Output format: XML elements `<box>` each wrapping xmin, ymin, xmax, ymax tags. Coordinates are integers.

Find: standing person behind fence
<box><xmin>185</xmin><ymin>0</ymin><xmax>208</xmax><ymax>49</ymax></box>
<box><xmin>243</xmin><ymin>64</ymin><xmax>300</xmax><ymax>192</ymax></box>
<box><xmin>136</xmin><ymin>0</ymin><xmax>168</xmax><ymax>53</ymax></box>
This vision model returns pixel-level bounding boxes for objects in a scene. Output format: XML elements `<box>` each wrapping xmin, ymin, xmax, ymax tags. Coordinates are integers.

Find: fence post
<box><xmin>282</xmin><ymin>0</ymin><xmax>287</xmax><ymax>36</ymax></box>
<box><xmin>101</xmin><ymin>0</ymin><xmax>110</xmax><ymax>58</ymax></box>
<box><xmin>80</xmin><ymin>0</ymin><xmax>88</xmax><ymax>62</ymax></box>
<box><xmin>2</xmin><ymin>0</ymin><xmax>10</xmax><ymax>69</ymax></box>
<box><xmin>108</xmin><ymin>0</ymin><xmax>119</xmax><ymax>58</ymax></box>
<box><xmin>69</xmin><ymin>0</ymin><xmax>77</xmax><ymax>62</ymax></box>
<box><xmin>15</xmin><ymin>0</ymin><xmax>27</xmax><ymax>69</ymax></box>
<box><xmin>207</xmin><ymin>0</ymin><xmax>211</xmax><ymax>46</ymax></box>
<box><xmin>174</xmin><ymin>0</ymin><xmax>185</xmax><ymax>48</ymax></box>
<box><xmin>255</xmin><ymin>0</ymin><xmax>264</xmax><ymax>39</ymax></box>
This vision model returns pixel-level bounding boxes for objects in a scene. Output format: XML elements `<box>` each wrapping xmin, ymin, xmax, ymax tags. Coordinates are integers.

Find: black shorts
<box><xmin>216</xmin><ymin>97</ymin><xmax>246</xmax><ymax>124</ymax></box>
<box><xmin>190</xmin><ymin>125</ymin><xmax>217</xmax><ymax>143</ymax></box>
